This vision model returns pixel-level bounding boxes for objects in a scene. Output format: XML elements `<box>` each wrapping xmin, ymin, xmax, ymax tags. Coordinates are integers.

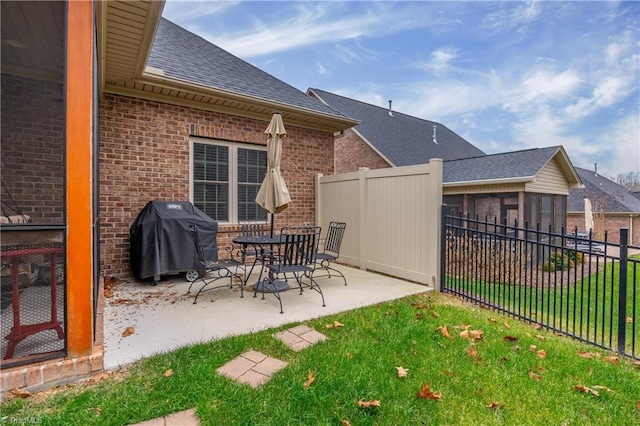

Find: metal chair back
<box><xmin>278</xmin><ymin>226</ymin><xmax>321</xmax><ymax>268</ymax></box>
<box><xmin>240</xmin><ymin>221</ymin><xmax>268</xmax><ymax>237</ymax></box>
<box><xmin>323</xmin><ymin>222</ymin><xmax>346</xmax><ymax>257</ymax></box>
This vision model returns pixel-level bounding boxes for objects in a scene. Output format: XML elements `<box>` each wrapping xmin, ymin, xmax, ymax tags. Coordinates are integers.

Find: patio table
<box><xmin>232</xmin><ymin>234</ymin><xmax>283</xmax><ymax>289</ymax></box>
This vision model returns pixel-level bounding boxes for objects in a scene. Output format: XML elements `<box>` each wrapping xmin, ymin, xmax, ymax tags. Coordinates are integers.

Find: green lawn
<box><xmin>445</xmin><ymin>255</ymin><xmax>640</xmax><ymax>356</ymax></box>
<box><xmin>2</xmin><ymin>292</ymin><xmax>639</xmax><ymax>425</ymax></box>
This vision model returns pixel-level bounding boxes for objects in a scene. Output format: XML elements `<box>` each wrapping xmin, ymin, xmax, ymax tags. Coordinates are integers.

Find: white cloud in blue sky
<box><xmin>163</xmin><ymin>0</ymin><xmax>640</xmax><ymax>177</ymax></box>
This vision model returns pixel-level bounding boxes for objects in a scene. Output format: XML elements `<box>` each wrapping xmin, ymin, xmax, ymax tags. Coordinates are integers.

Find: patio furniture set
<box><xmin>187</xmin><ymin>221</ymin><xmax>347</xmax><ymax>314</ymax></box>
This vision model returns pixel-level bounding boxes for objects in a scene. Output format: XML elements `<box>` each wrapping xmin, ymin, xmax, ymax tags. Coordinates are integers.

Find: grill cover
<box><xmin>130</xmin><ymin>201</ymin><xmax>218</xmax><ymax>280</ymax></box>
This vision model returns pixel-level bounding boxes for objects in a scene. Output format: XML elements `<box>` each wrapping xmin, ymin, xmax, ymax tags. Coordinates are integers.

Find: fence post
<box><xmin>617</xmin><ymin>228</ymin><xmax>628</xmax><ymax>355</ymax></box>
<box><xmin>439</xmin><ymin>204</ymin><xmax>448</xmax><ymax>292</ymax></box>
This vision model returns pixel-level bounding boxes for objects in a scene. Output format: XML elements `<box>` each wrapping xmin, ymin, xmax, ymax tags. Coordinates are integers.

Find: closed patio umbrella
<box><xmin>256</xmin><ymin>112</ymin><xmax>291</xmax><ymax>236</ymax></box>
<box><xmin>584</xmin><ymin>198</ymin><xmax>594</xmax><ymax>234</ymax></box>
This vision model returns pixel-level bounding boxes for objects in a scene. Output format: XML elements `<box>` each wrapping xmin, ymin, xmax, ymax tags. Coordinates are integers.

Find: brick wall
<box><xmin>0</xmin><ymin>75</ymin><xmax>65</xmax><ymax>223</ymax></box>
<box><xmin>99</xmin><ymin>94</ymin><xmax>335</xmax><ymax>277</ymax></box>
<box><xmin>567</xmin><ymin>213</ymin><xmax>640</xmax><ymax>245</ymax></box>
<box><xmin>335</xmin><ymin>128</ymin><xmax>391</xmax><ymax>173</ymax></box>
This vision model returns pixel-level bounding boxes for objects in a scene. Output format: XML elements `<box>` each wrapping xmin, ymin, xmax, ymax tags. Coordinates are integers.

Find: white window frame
<box><xmin>189</xmin><ymin>137</ymin><xmax>267</xmax><ymax>224</ymax></box>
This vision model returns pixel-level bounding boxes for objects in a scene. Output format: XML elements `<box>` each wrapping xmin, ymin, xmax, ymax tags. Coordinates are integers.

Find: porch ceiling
<box><xmin>1</xmin><ymin>1</ymin><xmax>65</xmax><ymax>83</ymax></box>
<box><xmin>97</xmin><ymin>1</ymin><xmax>354</xmax><ymax>132</ymax></box>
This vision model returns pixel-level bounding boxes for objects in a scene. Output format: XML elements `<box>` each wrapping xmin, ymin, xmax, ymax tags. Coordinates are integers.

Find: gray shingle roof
<box><xmin>147</xmin><ymin>19</ymin><xmax>350</xmax><ymax>118</ymax></box>
<box><xmin>568</xmin><ymin>167</ymin><xmax>640</xmax><ymax>213</ymax></box>
<box><xmin>443</xmin><ymin>146</ymin><xmax>564</xmax><ymax>183</ymax></box>
<box><xmin>309</xmin><ymin>88</ymin><xmax>485</xmax><ymax>166</ymax></box>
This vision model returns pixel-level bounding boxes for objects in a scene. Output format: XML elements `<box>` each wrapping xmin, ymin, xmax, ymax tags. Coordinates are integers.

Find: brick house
<box><xmin>567</xmin><ymin>167</ymin><xmax>640</xmax><ymax>244</ymax></box>
<box><xmin>309</xmin><ymin>88</ymin><xmax>582</xmax><ymax>234</ymax></box>
<box><xmin>1</xmin><ymin>1</ymin><xmax>355</xmax><ymax>395</ymax></box>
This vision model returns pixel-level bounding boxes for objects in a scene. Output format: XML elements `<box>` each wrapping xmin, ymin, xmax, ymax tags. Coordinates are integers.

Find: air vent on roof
<box><xmin>388</xmin><ymin>100</ymin><xmax>393</xmax><ymax>117</ymax></box>
<box><xmin>432</xmin><ymin>125</ymin><xmax>438</xmax><ymax>144</ymax></box>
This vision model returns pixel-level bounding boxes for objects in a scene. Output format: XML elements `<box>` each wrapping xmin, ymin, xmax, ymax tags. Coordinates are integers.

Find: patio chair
<box><xmin>237</xmin><ymin>220</ymin><xmax>272</xmax><ymax>282</ymax></box>
<box><xmin>253</xmin><ymin>226</ymin><xmax>324</xmax><ymax>314</ymax></box>
<box><xmin>187</xmin><ymin>225</ymin><xmax>244</xmax><ymax>304</ymax></box>
<box><xmin>314</xmin><ymin>222</ymin><xmax>347</xmax><ymax>286</ymax></box>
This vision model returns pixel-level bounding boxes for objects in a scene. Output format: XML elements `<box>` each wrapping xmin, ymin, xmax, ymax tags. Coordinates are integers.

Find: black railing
<box><xmin>441</xmin><ymin>207</ymin><xmax>639</xmax><ymax>360</ymax></box>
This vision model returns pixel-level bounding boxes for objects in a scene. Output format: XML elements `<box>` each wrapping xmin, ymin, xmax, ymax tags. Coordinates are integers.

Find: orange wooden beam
<box><xmin>66</xmin><ymin>0</ymin><xmax>94</xmax><ymax>356</ymax></box>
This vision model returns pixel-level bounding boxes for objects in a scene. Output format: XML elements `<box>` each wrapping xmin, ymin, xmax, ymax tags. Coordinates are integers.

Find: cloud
<box><xmin>565</xmin><ymin>33</ymin><xmax>639</xmax><ymax>120</ymax></box>
<box><xmin>604</xmin><ymin>113</ymin><xmax>640</xmax><ymax>175</ymax></box>
<box><xmin>169</xmin><ymin>2</ymin><xmax>451</xmax><ymax>58</ymax></box>
<box><xmin>429</xmin><ymin>47</ymin><xmax>459</xmax><ymax>72</ymax></box>
<box><xmin>163</xmin><ymin>0</ymin><xmax>240</xmax><ymax>22</ymax></box>
<box><xmin>505</xmin><ymin>69</ymin><xmax>582</xmax><ymax>112</ymax></box>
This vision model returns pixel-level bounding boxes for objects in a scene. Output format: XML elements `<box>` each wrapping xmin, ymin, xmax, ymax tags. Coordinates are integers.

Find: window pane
<box><xmin>193</xmin><ymin>143</ymin><xmax>229</xmax><ymax>221</ymax></box>
<box><xmin>237</xmin><ymin>148</ymin><xmax>267</xmax><ymax>221</ymax></box>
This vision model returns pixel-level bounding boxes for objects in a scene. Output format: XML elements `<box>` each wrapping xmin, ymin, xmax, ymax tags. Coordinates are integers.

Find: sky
<box><xmin>162</xmin><ymin>1</ymin><xmax>640</xmax><ymax>178</ymax></box>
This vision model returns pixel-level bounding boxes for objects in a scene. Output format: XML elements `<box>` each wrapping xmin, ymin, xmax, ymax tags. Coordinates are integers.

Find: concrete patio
<box><xmin>103</xmin><ymin>264</ymin><xmax>430</xmax><ymax>370</ymax></box>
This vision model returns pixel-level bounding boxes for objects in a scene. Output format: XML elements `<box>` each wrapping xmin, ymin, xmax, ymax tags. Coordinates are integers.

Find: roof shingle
<box><xmin>568</xmin><ymin>167</ymin><xmax>640</xmax><ymax>213</ymax></box>
<box><xmin>309</xmin><ymin>88</ymin><xmax>485</xmax><ymax>165</ymax></box>
<box><xmin>148</xmin><ymin>19</ymin><xmax>350</xmax><ymax>118</ymax></box>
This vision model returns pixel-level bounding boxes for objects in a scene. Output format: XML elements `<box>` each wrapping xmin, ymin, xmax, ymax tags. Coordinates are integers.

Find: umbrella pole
<box><xmin>270</xmin><ymin>213</ymin><xmax>275</xmax><ymax>237</ymax></box>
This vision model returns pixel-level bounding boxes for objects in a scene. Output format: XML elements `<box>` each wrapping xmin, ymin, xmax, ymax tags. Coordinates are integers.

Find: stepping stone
<box><xmin>274</xmin><ymin>324</ymin><xmax>327</xmax><ymax>352</ymax></box>
<box><xmin>217</xmin><ymin>350</ymin><xmax>287</xmax><ymax>388</ymax></box>
<box><xmin>127</xmin><ymin>408</ymin><xmax>200</xmax><ymax>426</ymax></box>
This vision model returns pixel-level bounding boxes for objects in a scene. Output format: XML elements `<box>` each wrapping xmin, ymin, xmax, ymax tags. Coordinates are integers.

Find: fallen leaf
<box><xmin>488</xmin><ymin>318</ymin><xmax>497</xmax><ymax>323</ymax></box>
<box><xmin>574</xmin><ymin>385</ymin><xmax>599</xmax><ymax>396</ymax></box>
<box><xmin>529</xmin><ymin>370</ymin><xmax>542</xmax><ymax>381</ymax></box>
<box><xmin>637</xmin><ymin>401</ymin><xmax>640</xmax><ymax>410</ymax></box>
<box><xmin>90</xmin><ymin>373</ymin><xmax>110</xmax><ymax>383</ymax></box>
<box><xmin>460</xmin><ymin>328</ymin><xmax>484</xmax><ymax>341</ymax></box>
<box><xmin>533</xmin><ymin>323</ymin><xmax>542</xmax><ymax>330</ymax></box>
<box><xmin>486</xmin><ymin>401</ymin><xmax>504</xmax><ymax>409</ymax></box>
<box><xmin>537</xmin><ymin>366</ymin><xmax>547</xmax><ymax>373</ymax></box>
<box><xmin>8</xmin><ymin>388</ymin><xmax>31</xmax><ymax>399</ymax></box>
<box><xmin>603</xmin><ymin>356</ymin><xmax>618</xmax><ymax>365</ymax></box>
<box><xmin>342</xmin><ymin>420</ymin><xmax>352</xmax><ymax>426</ymax></box>
<box><xmin>396</xmin><ymin>366</ymin><xmax>409</xmax><ymax>378</ymax></box>
<box><xmin>633</xmin><ymin>360</ymin><xmax>640</xmax><ymax>369</ymax></box>
<box><xmin>537</xmin><ymin>349</ymin><xmax>547</xmax><ymax>359</ymax></box>
<box><xmin>325</xmin><ymin>320</ymin><xmax>344</xmax><ymax>329</ymax></box>
<box><xmin>503</xmin><ymin>322</ymin><xmax>511</xmax><ymax>329</ymax></box>
<box><xmin>535</xmin><ymin>334</ymin><xmax>547</xmax><ymax>341</ymax></box>
<box><xmin>416</xmin><ymin>383</ymin><xmax>442</xmax><ymax>400</ymax></box>
<box><xmin>164</xmin><ymin>369</ymin><xmax>173</xmax><ymax>377</ymax></box>
<box><xmin>416</xmin><ymin>312</ymin><xmax>424</xmax><ymax>320</ymax></box>
<box><xmin>122</xmin><ymin>326</ymin><xmax>135</xmax><ymax>337</ymax></box>
<box><xmin>431</xmin><ymin>311</ymin><xmax>440</xmax><ymax>318</ymax></box>
<box><xmin>503</xmin><ymin>335</ymin><xmax>519</xmax><ymax>342</ymax></box>
<box><xmin>467</xmin><ymin>346</ymin><xmax>478</xmax><ymax>359</ymax></box>
<box><xmin>627</xmin><ymin>317</ymin><xmax>633</xmax><ymax>323</ymax></box>
<box><xmin>513</xmin><ymin>345</ymin><xmax>521</xmax><ymax>352</ymax></box>
<box><xmin>529</xmin><ymin>345</ymin><xmax>537</xmax><ymax>352</ymax></box>
<box><xmin>357</xmin><ymin>400</ymin><xmax>381</xmax><ymax>408</ymax></box>
<box><xmin>438</xmin><ymin>325</ymin><xmax>453</xmax><ymax>339</ymax></box>
<box><xmin>303</xmin><ymin>371</ymin><xmax>315</xmax><ymax>389</ymax></box>
<box><xmin>592</xmin><ymin>385</ymin><xmax>614</xmax><ymax>393</ymax></box>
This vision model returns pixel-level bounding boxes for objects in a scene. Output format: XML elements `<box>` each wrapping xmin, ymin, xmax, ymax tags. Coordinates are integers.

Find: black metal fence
<box><xmin>441</xmin><ymin>207</ymin><xmax>639</xmax><ymax>360</ymax></box>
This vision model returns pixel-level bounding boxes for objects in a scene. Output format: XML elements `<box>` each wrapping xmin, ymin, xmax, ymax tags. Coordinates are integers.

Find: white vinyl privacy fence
<box><xmin>315</xmin><ymin>159</ymin><xmax>443</xmax><ymax>288</ymax></box>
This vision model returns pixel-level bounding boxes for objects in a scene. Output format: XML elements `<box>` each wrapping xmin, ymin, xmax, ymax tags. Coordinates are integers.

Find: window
<box><xmin>191</xmin><ymin>139</ymin><xmax>267</xmax><ymax>222</ymax></box>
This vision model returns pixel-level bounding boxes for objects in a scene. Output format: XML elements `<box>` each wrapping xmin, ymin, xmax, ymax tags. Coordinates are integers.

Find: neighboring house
<box><xmin>308</xmin><ymin>88</ymin><xmax>485</xmax><ymax>173</ymax></box>
<box><xmin>309</xmin><ymin>88</ymin><xmax>582</xmax><ymax>234</ymax></box>
<box><xmin>0</xmin><ymin>0</ymin><xmax>356</xmax><ymax>393</ymax></box>
<box><xmin>567</xmin><ymin>167</ymin><xmax>640</xmax><ymax>244</ymax></box>
<box><xmin>443</xmin><ymin>147</ymin><xmax>582</xmax><ymax>234</ymax></box>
